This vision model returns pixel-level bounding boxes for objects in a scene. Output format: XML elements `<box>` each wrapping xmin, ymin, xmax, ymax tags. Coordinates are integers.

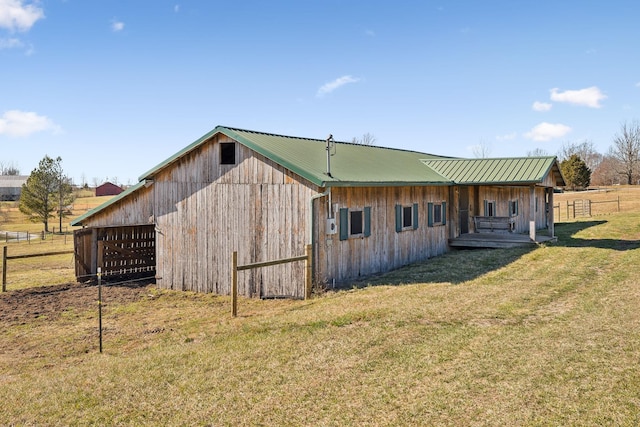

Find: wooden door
<box><xmin>459</xmin><ymin>186</ymin><xmax>469</xmax><ymax>234</ymax></box>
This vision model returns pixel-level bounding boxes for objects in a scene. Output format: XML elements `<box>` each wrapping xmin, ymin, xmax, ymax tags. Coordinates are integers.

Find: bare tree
<box><xmin>527</xmin><ymin>148</ymin><xmax>549</xmax><ymax>157</ymax></box>
<box><xmin>472</xmin><ymin>140</ymin><xmax>491</xmax><ymax>158</ymax></box>
<box><xmin>610</xmin><ymin>120</ymin><xmax>640</xmax><ymax>185</ymax></box>
<box><xmin>558</xmin><ymin>140</ymin><xmax>603</xmax><ymax>172</ymax></box>
<box><xmin>591</xmin><ymin>155</ymin><xmax>622</xmax><ymax>186</ymax></box>
<box><xmin>0</xmin><ymin>161</ymin><xmax>20</xmax><ymax>175</ymax></box>
<box><xmin>351</xmin><ymin>132</ymin><xmax>377</xmax><ymax>145</ymax></box>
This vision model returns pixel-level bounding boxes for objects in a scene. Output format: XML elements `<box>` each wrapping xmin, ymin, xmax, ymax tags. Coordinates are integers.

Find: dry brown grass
<box><xmin>554</xmin><ymin>185</ymin><xmax>640</xmax><ymax>220</ymax></box>
<box><xmin>1</xmin><ymin>212</ymin><xmax>639</xmax><ymax>425</ymax></box>
<box><xmin>0</xmin><ymin>195</ymin><xmax>112</xmax><ymax>290</ymax></box>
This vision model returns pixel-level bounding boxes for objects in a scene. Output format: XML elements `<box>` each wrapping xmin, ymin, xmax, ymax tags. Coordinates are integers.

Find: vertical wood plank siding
<box><xmin>315</xmin><ymin>185</ymin><xmax>451</xmax><ymax>286</ymax></box>
<box><xmin>79</xmin><ymin>184</ymin><xmax>154</xmax><ymax>227</ymax></box>
<box><xmin>475</xmin><ymin>185</ymin><xmax>548</xmax><ymax>233</ymax></box>
<box><xmin>78</xmin><ymin>132</ymin><xmax>561</xmax><ymax>296</ymax></box>
<box><xmin>151</xmin><ymin>135</ymin><xmax>316</xmax><ymax>298</ymax></box>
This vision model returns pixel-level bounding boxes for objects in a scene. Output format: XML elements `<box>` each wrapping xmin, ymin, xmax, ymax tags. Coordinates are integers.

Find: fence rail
<box><xmin>554</xmin><ymin>197</ymin><xmax>620</xmax><ymax>220</ymax></box>
<box><xmin>2</xmin><ymin>246</ymin><xmax>74</xmax><ymax>292</ymax></box>
<box><xmin>231</xmin><ymin>244</ymin><xmax>312</xmax><ymax>317</ymax></box>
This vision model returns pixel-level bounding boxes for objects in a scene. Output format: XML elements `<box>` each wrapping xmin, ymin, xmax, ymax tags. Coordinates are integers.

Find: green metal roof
<box><xmin>72</xmin><ymin>126</ymin><xmax>565</xmax><ymax>226</ymax></box>
<box><xmin>421</xmin><ymin>157</ymin><xmax>566</xmax><ymax>186</ymax></box>
<box><xmin>70</xmin><ymin>180</ymin><xmax>147</xmax><ymax>226</ymax></box>
<box><xmin>139</xmin><ymin>126</ymin><xmax>453</xmax><ymax>187</ymax></box>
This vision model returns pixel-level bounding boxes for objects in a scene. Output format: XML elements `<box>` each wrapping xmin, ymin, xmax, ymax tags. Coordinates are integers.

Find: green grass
<box><xmin>1</xmin><ymin>213</ymin><xmax>640</xmax><ymax>425</ymax></box>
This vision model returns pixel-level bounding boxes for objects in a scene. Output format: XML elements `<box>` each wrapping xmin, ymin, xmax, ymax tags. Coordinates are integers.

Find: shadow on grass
<box><xmin>347</xmin><ymin>220</ymin><xmax>639</xmax><ymax>289</ymax></box>
<box><xmin>553</xmin><ymin>220</ymin><xmax>640</xmax><ymax>251</ymax></box>
<box><xmin>348</xmin><ymin>245</ymin><xmax>535</xmax><ymax>288</ymax></box>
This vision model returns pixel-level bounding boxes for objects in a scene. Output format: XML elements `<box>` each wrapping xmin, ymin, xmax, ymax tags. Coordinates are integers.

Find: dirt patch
<box><xmin>0</xmin><ymin>281</ymin><xmax>153</xmax><ymax>325</ymax></box>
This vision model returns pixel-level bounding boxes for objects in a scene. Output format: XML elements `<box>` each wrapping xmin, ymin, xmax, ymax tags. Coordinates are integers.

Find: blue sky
<box><xmin>2</xmin><ymin>0</ymin><xmax>640</xmax><ymax>186</ymax></box>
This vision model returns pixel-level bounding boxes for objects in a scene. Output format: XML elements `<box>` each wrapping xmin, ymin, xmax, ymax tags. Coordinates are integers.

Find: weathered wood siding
<box><xmin>82</xmin><ymin>184</ymin><xmax>154</xmax><ymax>227</ymax></box>
<box><xmin>475</xmin><ymin>185</ymin><xmax>548</xmax><ymax>232</ymax></box>
<box><xmin>314</xmin><ymin>186</ymin><xmax>450</xmax><ymax>285</ymax></box>
<box><xmin>153</xmin><ymin>134</ymin><xmax>317</xmax><ymax>298</ymax></box>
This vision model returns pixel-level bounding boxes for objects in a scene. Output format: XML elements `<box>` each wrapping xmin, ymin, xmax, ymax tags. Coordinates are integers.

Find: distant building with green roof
<box><xmin>72</xmin><ymin>126</ymin><xmax>565</xmax><ymax>297</ymax></box>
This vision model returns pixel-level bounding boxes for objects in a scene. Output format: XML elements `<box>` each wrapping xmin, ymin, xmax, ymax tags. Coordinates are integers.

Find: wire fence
<box><xmin>0</xmin><ymin>230</ymin><xmax>72</xmax><ymax>244</ymax></box>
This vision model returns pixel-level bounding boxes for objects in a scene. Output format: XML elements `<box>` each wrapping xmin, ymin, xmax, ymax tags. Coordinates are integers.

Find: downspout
<box><xmin>309</xmin><ymin>188</ymin><xmax>331</xmax><ymax>245</ymax></box>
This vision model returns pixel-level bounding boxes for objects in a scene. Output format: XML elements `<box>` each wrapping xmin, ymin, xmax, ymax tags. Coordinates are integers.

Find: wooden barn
<box><xmin>71</xmin><ymin>126</ymin><xmax>565</xmax><ymax>298</ymax></box>
<box><xmin>95</xmin><ymin>181</ymin><xmax>124</xmax><ymax>197</ymax></box>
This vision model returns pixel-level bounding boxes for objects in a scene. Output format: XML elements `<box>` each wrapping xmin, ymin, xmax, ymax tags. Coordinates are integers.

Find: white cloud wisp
<box><xmin>317</xmin><ymin>75</ymin><xmax>360</xmax><ymax>97</ymax></box>
<box><xmin>532</xmin><ymin>101</ymin><xmax>552</xmax><ymax>112</ymax></box>
<box><xmin>0</xmin><ymin>0</ymin><xmax>44</xmax><ymax>32</ymax></box>
<box><xmin>550</xmin><ymin>86</ymin><xmax>606</xmax><ymax>108</ymax></box>
<box><xmin>0</xmin><ymin>110</ymin><xmax>61</xmax><ymax>137</ymax></box>
<box><xmin>524</xmin><ymin>122</ymin><xmax>571</xmax><ymax>142</ymax></box>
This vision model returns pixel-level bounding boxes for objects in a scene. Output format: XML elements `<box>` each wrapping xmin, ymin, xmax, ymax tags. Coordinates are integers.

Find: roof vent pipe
<box><xmin>326</xmin><ymin>134</ymin><xmax>335</xmax><ymax>178</ymax></box>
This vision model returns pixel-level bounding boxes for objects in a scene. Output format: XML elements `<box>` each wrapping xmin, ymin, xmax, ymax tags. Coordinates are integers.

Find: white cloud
<box><xmin>0</xmin><ymin>0</ymin><xmax>44</xmax><ymax>32</ymax></box>
<box><xmin>635</xmin><ymin>82</ymin><xmax>640</xmax><ymax>88</ymax></box>
<box><xmin>0</xmin><ymin>36</ymin><xmax>21</xmax><ymax>48</ymax></box>
<box><xmin>524</xmin><ymin>122</ymin><xmax>571</xmax><ymax>142</ymax></box>
<box><xmin>532</xmin><ymin>101</ymin><xmax>552</xmax><ymax>112</ymax></box>
<box><xmin>174</xmin><ymin>4</ymin><xmax>180</xmax><ymax>13</ymax></box>
<box><xmin>365</xmin><ymin>29</ymin><xmax>375</xmax><ymax>37</ymax></box>
<box><xmin>550</xmin><ymin>86</ymin><xmax>606</xmax><ymax>108</ymax></box>
<box><xmin>316</xmin><ymin>75</ymin><xmax>360</xmax><ymax>97</ymax></box>
<box><xmin>111</xmin><ymin>19</ymin><xmax>124</xmax><ymax>32</ymax></box>
<box><xmin>0</xmin><ymin>110</ymin><xmax>61</xmax><ymax>137</ymax></box>
<box><xmin>496</xmin><ymin>132</ymin><xmax>517</xmax><ymax>141</ymax></box>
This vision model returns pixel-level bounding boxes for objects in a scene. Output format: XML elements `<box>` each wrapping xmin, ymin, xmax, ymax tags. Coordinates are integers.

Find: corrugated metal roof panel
<box><xmin>141</xmin><ymin>126</ymin><xmax>454</xmax><ymax>186</ymax></box>
<box><xmin>421</xmin><ymin>157</ymin><xmax>564</xmax><ymax>185</ymax></box>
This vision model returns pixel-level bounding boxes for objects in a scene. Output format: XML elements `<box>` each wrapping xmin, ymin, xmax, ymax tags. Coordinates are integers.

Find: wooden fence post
<box><xmin>232</xmin><ymin>251</ymin><xmax>238</xmax><ymax>317</ymax></box>
<box><xmin>2</xmin><ymin>246</ymin><xmax>7</xmax><ymax>292</ymax></box>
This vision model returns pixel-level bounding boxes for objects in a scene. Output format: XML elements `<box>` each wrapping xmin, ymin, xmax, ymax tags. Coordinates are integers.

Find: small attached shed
<box><xmin>71</xmin><ymin>126</ymin><xmax>564</xmax><ymax>296</ymax></box>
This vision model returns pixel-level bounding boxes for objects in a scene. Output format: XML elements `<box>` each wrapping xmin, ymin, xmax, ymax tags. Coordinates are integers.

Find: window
<box><xmin>427</xmin><ymin>202</ymin><xmax>447</xmax><ymax>227</ymax></box>
<box><xmin>339</xmin><ymin>207</ymin><xmax>371</xmax><ymax>240</ymax></box>
<box><xmin>509</xmin><ymin>200</ymin><xmax>519</xmax><ymax>217</ymax></box>
<box><xmin>403</xmin><ymin>206</ymin><xmax>412</xmax><ymax>228</ymax></box>
<box><xmin>484</xmin><ymin>200</ymin><xmax>496</xmax><ymax>217</ymax></box>
<box><xmin>395</xmin><ymin>204</ymin><xmax>419</xmax><ymax>232</ymax></box>
<box><xmin>350</xmin><ymin>210</ymin><xmax>363</xmax><ymax>235</ymax></box>
<box><xmin>220</xmin><ymin>142</ymin><xmax>236</xmax><ymax>165</ymax></box>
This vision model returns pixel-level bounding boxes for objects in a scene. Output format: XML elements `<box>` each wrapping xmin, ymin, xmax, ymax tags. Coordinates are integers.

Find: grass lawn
<box><xmin>1</xmin><ymin>207</ymin><xmax>639</xmax><ymax>425</ymax></box>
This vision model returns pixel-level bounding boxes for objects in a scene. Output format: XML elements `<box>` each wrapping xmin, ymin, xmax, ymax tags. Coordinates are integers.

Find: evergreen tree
<box><xmin>560</xmin><ymin>154</ymin><xmax>591</xmax><ymax>191</ymax></box>
<box><xmin>19</xmin><ymin>156</ymin><xmax>74</xmax><ymax>232</ymax></box>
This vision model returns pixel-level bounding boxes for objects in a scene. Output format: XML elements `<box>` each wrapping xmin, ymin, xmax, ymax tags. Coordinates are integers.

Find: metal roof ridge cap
<box><xmin>219</xmin><ymin>127</ymin><xmax>330</xmax><ymax>187</ymax></box>
<box><xmin>138</xmin><ymin>126</ymin><xmax>223</xmax><ymax>181</ymax></box>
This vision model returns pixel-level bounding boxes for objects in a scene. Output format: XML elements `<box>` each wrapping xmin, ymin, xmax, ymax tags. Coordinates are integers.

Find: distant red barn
<box><xmin>96</xmin><ymin>182</ymin><xmax>124</xmax><ymax>197</ymax></box>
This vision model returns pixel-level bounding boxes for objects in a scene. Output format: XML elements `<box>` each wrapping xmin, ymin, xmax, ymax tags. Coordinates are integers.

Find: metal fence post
<box><xmin>2</xmin><ymin>246</ymin><xmax>7</xmax><ymax>292</ymax></box>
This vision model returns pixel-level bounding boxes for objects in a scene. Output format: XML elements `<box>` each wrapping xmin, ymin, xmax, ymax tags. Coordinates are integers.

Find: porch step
<box><xmin>449</xmin><ymin>233</ymin><xmax>556</xmax><ymax>249</ymax></box>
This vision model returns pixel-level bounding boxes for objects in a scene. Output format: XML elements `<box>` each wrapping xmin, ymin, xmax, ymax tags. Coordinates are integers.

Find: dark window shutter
<box><xmin>427</xmin><ymin>202</ymin><xmax>434</xmax><ymax>227</ymax></box>
<box><xmin>339</xmin><ymin>208</ymin><xmax>349</xmax><ymax>241</ymax></box>
<box><xmin>395</xmin><ymin>204</ymin><xmax>402</xmax><ymax>232</ymax></box>
<box><xmin>364</xmin><ymin>206</ymin><xmax>371</xmax><ymax>237</ymax></box>
<box><xmin>442</xmin><ymin>202</ymin><xmax>447</xmax><ymax>225</ymax></box>
<box><xmin>413</xmin><ymin>203</ymin><xmax>419</xmax><ymax>229</ymax></box>
<box><xmin>484</xmin><ymin>200</ymin><xmax>489</xmax><ymax>216</ymax></box>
